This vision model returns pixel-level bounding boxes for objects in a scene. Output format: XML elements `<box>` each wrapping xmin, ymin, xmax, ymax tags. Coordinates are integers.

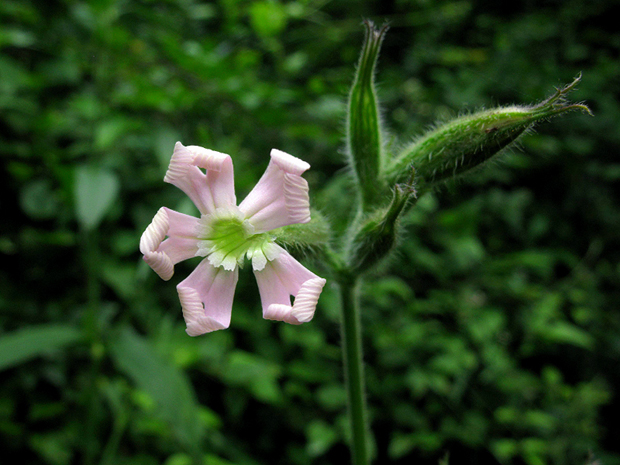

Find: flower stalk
<box><xmin>337</xmin><ymin>272</ymin><xmax>370</xmax><ymax>465</ymax></box>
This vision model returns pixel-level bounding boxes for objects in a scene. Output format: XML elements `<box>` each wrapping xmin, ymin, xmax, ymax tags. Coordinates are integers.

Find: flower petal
<box><xmin>164</xmin><ymin>142</ymin><xmax>236</xmax><ymax>215</ymax></box>
<box><xmin>253</xmin><ymin>245</ymin><xmax>326</xmax><ymax>324</ymax></box>
<box><xmin>140</xmin><ymin>207</ymin><xmax>200</xmax><ymax>280</ymax></box>
<box><xmin>238</xmin><ymin>149</ymin><xmax>311</xmax><ymax>233</ymax></box>
<box><xmin>177</xmin><ymin>259</ymin><xmax>239</xmax><ymax>336</ymax></box>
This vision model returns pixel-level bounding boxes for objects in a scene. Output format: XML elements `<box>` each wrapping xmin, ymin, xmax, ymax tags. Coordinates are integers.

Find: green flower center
<box><xmin>196</xmin><ymin>207</ymin><xmax>279</xmax><ymax>271</ymax></box>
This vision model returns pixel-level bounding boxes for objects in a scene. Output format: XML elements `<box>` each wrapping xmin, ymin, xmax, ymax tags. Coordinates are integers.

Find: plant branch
<box><xmin>338</xmin><ymin>273</ymin><xmax>371</xmax><ymax>465</ymax></box>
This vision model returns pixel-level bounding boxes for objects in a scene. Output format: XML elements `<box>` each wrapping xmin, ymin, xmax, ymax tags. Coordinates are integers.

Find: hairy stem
<box><xmin>338</xmin><ymin>274</ymin><xmax>371</xmax><ymax>465</ymax></box>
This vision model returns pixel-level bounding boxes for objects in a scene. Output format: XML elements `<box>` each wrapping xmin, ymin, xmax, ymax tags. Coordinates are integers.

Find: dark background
<box><xmin>1</xmin><ymin>0</ymin><xmax>619</xmax><ymax>464</ymax></box>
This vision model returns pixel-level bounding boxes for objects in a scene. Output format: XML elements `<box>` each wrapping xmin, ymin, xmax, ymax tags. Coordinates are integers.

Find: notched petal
<box><xmin>164</xmin><ymin>142</ymin><xmax>236</xmax><ymax>215</ymax></box>
<box><xmin>143</xmin><ymin>251</ymin><xmax>174</xmax><ymax>281</ymax></box>
<box><xmin>290</xmin><ymin>277</ymin><xmax>326</xmax><ymax>323</ymax></box>
<box><xmin>176</xmin><ymin>260</ymin><xmax>239</xmax><ymax>336</ymax></box>
<box><xmin>283</xmin><ymin>172</ymin><xmax>310</xmax><ymax>225</ymax></box>
<box><xmin>140</xmin><ymin>207</ymin><xmax>169</xmax><ymax>255</ymax></box>
<box><xmin>262</xmin><ymin>277</ymin><xmax>326</xmax><ymax>324</ymax></box>
<box><xmin>254</xmin><ymin>247</ymin><xmax>326</xmax><ymax>325</ymax></box>
<box><xmin>190</xmin><ymin>145</ymin><xmax>237</xmax><ymax>209</ymax></box>
<box><xmin>270</xmin><ymin>148</ymin><xmax>310</xmax><ymax>175</ymax></box>
<box><xmin>239</xmin><ymin>149</ymin><xmax>312</xmax><ymax>233</ymax></box>
<box><xmin>178</xmin><ymin>287</ymin><xmax>229</xmax><ymax>336</ymax></box>
<box><xmin>140</xmin><ymin>207</ymin><xmax>201</xmax><ymax>280</ymax></box>
<box><xmin>140</xmin><ymin>208</ymin><xmax>175</xmax><ymax>280</ymax></box>
<box><xmin>164</xmin><ymin>142</ymin><xmax>195</xmax><ymax>185</ymax></box>
<box><xmin>189</xmin><ymin>145</ymin><xmax>229</xmax><ymax>172</ymax></box>
<box><xmin>264</xmin><ymin>304</ymin><xmax>303</xmax><ymax>325</ymax></box>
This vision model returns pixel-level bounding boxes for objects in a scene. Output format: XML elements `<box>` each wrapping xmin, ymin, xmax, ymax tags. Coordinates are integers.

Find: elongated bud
<box><xmin>347</xmin><ymin>20</ymin><xmax>389</xmax><ymax>210</ymax></box>
<box><xmin>386</xmin><ymin>75</ymin><xmax>592</xmax><ymax>191</ymax></box>
<box><xmin>347</xmin><ymin>182</ymin><xmax>414</xmax><ymax>274</ymax></box>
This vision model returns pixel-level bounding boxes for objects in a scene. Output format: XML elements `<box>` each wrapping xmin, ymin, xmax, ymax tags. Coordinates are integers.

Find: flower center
<box><xmin>195</xmin><ymin>207</ymin><xmax>279</xmax><ymax>271</ymax></box>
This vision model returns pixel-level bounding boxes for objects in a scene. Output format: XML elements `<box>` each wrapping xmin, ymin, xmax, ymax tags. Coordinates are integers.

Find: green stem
<box><xmin>338</xmin><ymin>274</ymin><xmax>370</xmax><ymax>465</ymax></box>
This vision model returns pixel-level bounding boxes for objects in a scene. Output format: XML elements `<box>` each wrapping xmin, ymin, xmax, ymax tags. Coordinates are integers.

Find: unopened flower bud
<box><xmin>386</xmin><ymin>75</ymin><xmax>592</xmax><ymax>191</ymax></box>
<box><xmin>347</xmin><ymin>20</ymin><xmax>389</xmax><ymax>210</ymax></box>
<box><xmin>347</xmin><ymin>183</ymin><xmax>414</xmax><ymax>274</ymax></box>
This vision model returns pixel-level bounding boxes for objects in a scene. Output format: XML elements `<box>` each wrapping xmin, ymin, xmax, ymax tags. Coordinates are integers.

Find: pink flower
<box><xmin>140</xmin><ymin>142</ymin><xmax>326</xmax><ymax>336</ymax></box>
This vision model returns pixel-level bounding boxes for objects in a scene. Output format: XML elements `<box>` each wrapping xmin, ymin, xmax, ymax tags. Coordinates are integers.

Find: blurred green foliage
<box><xmin>1</xmin><ymin>0</ymin><xmax>619</xmax><ymax>464</ymax></box>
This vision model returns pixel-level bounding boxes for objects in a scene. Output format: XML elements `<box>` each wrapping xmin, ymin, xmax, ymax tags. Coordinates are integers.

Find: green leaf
<box><xmin>0</xmin><ymin>324</ymin><xmax>83</xmax><ymax>371</ymax></box>
<box><xmin>74</xmin><ymin>165</ymin><xmax>120</xmax><ymax>230</ymax></box>
<box><xmin>108</xmin><ymin>327</ymin><xmax>204</xmax><ymax>452</ymax></box>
